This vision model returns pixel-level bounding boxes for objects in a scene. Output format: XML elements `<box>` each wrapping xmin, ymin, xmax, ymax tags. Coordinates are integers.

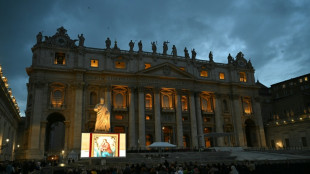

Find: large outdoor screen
<box><xmin>80</xmin><ymin>133</ymin><xmax>126</xmax><ymax>158</ymax></box>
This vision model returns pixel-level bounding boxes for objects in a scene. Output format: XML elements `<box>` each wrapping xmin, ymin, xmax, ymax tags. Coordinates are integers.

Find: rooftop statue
<box><xmin>227</xmin><ymin>53</ymin><xmax>234</xmax><ymax>64</ymax></box>
<box><xmin>151</xmin><ymin>41</ymin><xmax>157</xmax><ymax>54</ymax></box>
<box><xmin>78</xmin><ymin>34</ymin><xmax>85</xmax><ymax>47</ymax></box>
<box><xmin>138</xmin><ymin>40</ymin><xmax>143</xmax><ymax>52</ymax></box>
<box><xmin>113</xmin><ymin>41</ymin><xmax>119</xmax><ymax>50</ymax></box>
<box><xmin>129</xmin><ymin>40</ymin><xmax>135</xmax><ymax>51</ymax></box>
<box><xmin>191</xmin><ymin>49</ymin><xmax>196</xmax><ymax>60</ymax></box>
<box><xmin>209</xmin><ymin>51</ymin><xmax>213</xmax><ymax>62</ymax></box>
<box><xmin>36</xmin><ymin>32</ymin><xmax>42</xmax><ymax>44</ymax></box>
<box><xmin>163</xmin><ymin>41</ymin><xmax>169</xmax><ymax>55</ymax></box>
<box><xmin>172</xmin><ymin>45</ymin><xmax>177</xmax><ymax>57</ymax></box>
<box><xmin>105</xmin><ymin>37</ymin><xmax>111</xmax><ymax>49</ymax></box>
<box><xmin>184</xmin><ymin>47</ymin><xmax>190</xmax><ymax>59</ymax></box>
<box><xmin>94</xmin><ymin>98</ymin><xmax>110</xmax><ymax>132</ymax></box>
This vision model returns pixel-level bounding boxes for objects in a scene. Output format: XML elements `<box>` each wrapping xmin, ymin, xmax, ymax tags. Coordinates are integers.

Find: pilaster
<box><xmin>154</xmin><ymin>88</ymin><xmax>161</xmax><ymax>142</ymax></box>
<box><xmin>253</xmin><ymin>97</ymin><xmax>267</xmax><ymax>147</ymax></box>
<box><xmin>128</xmin><ymin>87</ymin><xmax>136</xmax><ymax>148</ymax></box>
<box><xmin>214</xmin><ymin>93</ymin><xmax>224</xmax><ymax>146</ymax></box>
<box><xmin>189</xmin><ymin>92</ymin><xmax>198</xmax><ymax>148</ymax></box>
<box><xmin>175</xmin><ymin>89</ymin><xmax>183</xmax><ymax>148</ymax></box>
<box><xmin>231</xmin><ymin>94</ymin><xmax>245</xmax><ymax>146</ymax></box>
<box><xmin>138</xmin><ymin>87</ymin><xmax>146</xmax><ymax>148</ymax></box>
<box><xmin>195</xmin><ymin>92</ymin><xmax>204</xmax><ymax>147</ymax></box>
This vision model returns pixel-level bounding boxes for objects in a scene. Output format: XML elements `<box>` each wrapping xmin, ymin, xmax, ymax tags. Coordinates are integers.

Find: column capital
<box><xmin>137</xmin><ymin>86</ymin><xmax>145</xmax><ymax>92</ymax></box>
<box><xmin>153</xmin><ymin>87</ymin><xmax>161</xmax><ymax>93</ymax></box>
<box><xmin>64</xmin><ymin>121</ymin><xmax>71</xmax><ymax>128</ymax></box>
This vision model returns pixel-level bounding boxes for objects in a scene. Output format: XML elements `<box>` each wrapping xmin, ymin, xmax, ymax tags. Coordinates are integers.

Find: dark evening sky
<box><xmin>0</xmin><ymin>0</ymin><xmax>309</xmax><ymax>116</ymax></box>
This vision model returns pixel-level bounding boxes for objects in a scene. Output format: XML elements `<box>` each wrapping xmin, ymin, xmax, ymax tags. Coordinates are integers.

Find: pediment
<box><xmin>136</xmin><ymin>62</ymin><xmax>194</xmax><ymax>79</ymax></box>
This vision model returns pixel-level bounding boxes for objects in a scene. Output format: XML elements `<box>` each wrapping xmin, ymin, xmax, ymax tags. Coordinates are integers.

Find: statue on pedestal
<box><xmin>129</xmin><ymin>40</ymin><xmax>134</xmax><ymax>51</ymax></box>
<box><xmin>191</xmin><ymin>49</ymin><xmax>196</xmax><ymax>60</ymax></box>
<box><xmin>94</xmin><ymin>98</ymin><xmax>110</xmax><ymax>132</ymax></box>
<box><xmin>138</xmin><ymin>40</ymin><xmax>143</xmax><ymax>52</ymax></box>
<box><xmin>184</xmin><ymin>47</ymin><xmax>189</xmax><ymax>59</ymax></box>
<box><xmin>151</xmin><ymin>41</ymin><xmax>157</xmax><ymax>54</ymax></box>
<box><xmin>105</xmin><ymin>37</ymin><xmax>111</xmax><ymax>49</ymax></box>
<box><xmin>172</xmin><ymin>45</ymin><xmax>177</xmax><ymax>57</ymax></box>
<box><xmin>163</xmin><ymin>41</ymin><xmax>169</xmax><ymax>55</ymax></box>
<box><xmin>78</xmin><ymin>34</ymin><xmax>85</xmax><ymax>47</ymax></box>
<box><xmin>36</xmin><ymin>32</ymin><xmax>42</xmax><ymax>44</ymax></box>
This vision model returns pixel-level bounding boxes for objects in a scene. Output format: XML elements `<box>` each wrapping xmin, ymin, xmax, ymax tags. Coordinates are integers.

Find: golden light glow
<box><xmin>219</xmin><ymin>73</ymin><xmax>225</xmax><ymax>80</ymax></box>
<box><xmin>90</xmin><ymin>59</ymin><xmax>99</xmax><ymax>67</ymax></box>
<box><xmin>200</xmin><ymin>70</ymin><xmax>208</xmax><ymax>77</ymax></box>
<box><xmin>115</xmin><ymin>115</ymin><xmax>123</xmax><ymax>120</ymax></box>
<box><xmin>179</xmin><ymin>67</ymin><xmax>185</xmax><ymax>71</ymax></box>
<box><xmin>305</xmin><ymin>77</ymin><xmax>308</xmax><ymax>81</ymax></box>
<box><xmin>239</xmin><ymin>72</ymin><xmax>247</xmax><ymax>82</ymax></box>
<box><xmin>54</xmin><ymin>53</ymin><xmax>66</xmax><ymax>65</ymax></box>
<box><xmin>115</xmin><ymin>61</ymin><xmax>126</xmax><ymax>69</ymax></box>
<box><xmin>145</xmin><ymin>115</ymin><xmax>150</xmax><ymax>120</ymax></box>
<box><xmin>300</xmin><ymin>117</ymin><xmax>303</xmax><ymax>121</ymax></box>
<box><xmin>144</xmin><ymin>63</ymin><xmax>151</xmax><ymax>69</ymax></box>
<box><xmin>276</xmin><ymin>141</ymin><xmax>283</xmax><ymax>148</ymax></box>
<box><xmin>6</xmin><ymin>139</ymin><xmax>9</xmax><ymax>143</ymax></box>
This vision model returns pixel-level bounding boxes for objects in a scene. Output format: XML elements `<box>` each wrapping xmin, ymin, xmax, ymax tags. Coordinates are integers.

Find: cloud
<box><xmin>0</xmin><ymin>0</ymin><xmax>309</xmax><ymax>116</ymax></box>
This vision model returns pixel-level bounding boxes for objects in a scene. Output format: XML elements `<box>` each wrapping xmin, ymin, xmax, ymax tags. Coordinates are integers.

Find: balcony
<box><xmin>113</xmin><ymin>106</ymin><xmax>128</xmax><ymax>111</ymax></box>
<box><xmin>161</xmin><ymin>107</ymin><xmax>175</xmax><ymax>113</ymax></box>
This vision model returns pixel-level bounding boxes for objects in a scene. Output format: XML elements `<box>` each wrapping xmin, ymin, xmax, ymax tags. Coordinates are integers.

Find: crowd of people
<box><xmin>0</xmin><ymin>159</ymin><xmax>309</xmax><ymax>174</ymax></box>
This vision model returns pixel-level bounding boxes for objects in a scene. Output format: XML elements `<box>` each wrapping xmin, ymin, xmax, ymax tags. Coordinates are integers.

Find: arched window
<box><xmin>162</xmin><ymin>95</ymin><xmax>170</xmax><ymax>108</ymax></box>
<box><xmin>201</xmin><ymin>94</ymin><xmax>213</xmax><ymax>112</ymax></box>
<box><xmin>145</xmin><ymin>94</ymin><xmax>152</xmax><ymax>109</ymax></box>
<box><xmin>239</xmin><ymin>72</ymin><xmax>247</xmax><ymax>82</ymax></box>
<box><xmin>115</xmin><ymin>93</ymin><xmax>123</xmax><ymax>108</ymax></box>
<box><xmin>242</xmin><ymin>97</ymin><xmax>252</xmax><ymax>114</ymax></box>
<box><xmin>146</xmin><ymin>134</ymin><xmax>153</xmax><ymax>146</ymax></box>
<box><xmin>181</xmin><ymin>96</ymin><xmax>188</xmax><ymax>111</ymax></box>
<box><xmin>90</xmin><ymin>92</ymin><xmax>97</xmax><ymax>105</ymax></box>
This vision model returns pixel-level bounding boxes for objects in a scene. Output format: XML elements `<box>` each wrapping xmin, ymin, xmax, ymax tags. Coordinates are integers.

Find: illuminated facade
<box><xmin>261</xmin><ymin>74</ymin><xmax>310</xmax><ymax>149</ymax></box>
<box><xmin>0</xmin><ymin>65</ymin><xmax>21</xmax><ymax>161</ymax></box>
<box><xmin>23</xmin><ymin>27</ymin><xmax>266</xmax><ymax>159</ymax></box>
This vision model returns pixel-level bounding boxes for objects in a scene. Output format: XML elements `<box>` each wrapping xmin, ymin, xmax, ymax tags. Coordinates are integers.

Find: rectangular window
<box><xmin>299</xmin><ymin>79</ymin><xmax>303</xmax><ymax>83</ymax></box>
<box><xmin>144</xmin><ymin>63</ymin><xmax>151</xmax><ymax>69</ymax></box>
<box><xmin>200</xmin><ymin>70</ymin><xmax>208</xmax><ymax>77</ymax></box>
<box><xmin>90</xmin><ymin>59</ymin><xmax>99</xmax><ymax>67</ymax></box>
<box><xmin>179</xmin><ymin>67</ymin><xmax>185</xmax><ymax>71</ymax></box>
<box><xmin>54</xmin><ymin>53</ymin><xmax>66</xmax><ymax>65</ymax></box>
<box><xmin>115</xmin><ymin>115</ymin><xmax>123</xmax><ymax>120</ymax></box>
<box><xmin>115</xmin><ymin>61</ymin><xmax>126</xmax><ymax>69</ymax></box>
<box><xmin>305</xmin><ymin>77</ymin><xmax>308</xmax><ymax>81</ymax></box>
<box><xmin>219</xmin><ymin>73</ymin><xmax>225</xmax><ymax>80</ymax></box>
<box><xmin>239</xmin><ymin>72</ymin><xmax>247</xmax><ymax>82</ymax></box>
<box><xmin>145</xmin><ymin>115</ymin><xmax>151</xmax><ymax>120</ymax></box>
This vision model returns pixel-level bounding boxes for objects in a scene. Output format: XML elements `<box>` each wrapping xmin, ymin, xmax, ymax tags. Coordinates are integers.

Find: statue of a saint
<box><xmin>105</xmin><ymin>37</ymin><xmax>111</xmax><ymax>49</ymax></box>
<box><xmin>78</xmin><ymin>34</ymin><xmax>85</xmax><ymax>47</ymax></box>
<box><xmin>163</xmin><ymin>41</ymin><xmax>169</xmax><ymax>55</ymax></box>
<box><xmin>172</xmin><ymin>45</ymin><xmax>177</xmax><ymax>57</ymax></box>
<box><xmin>138</xmin><ymin>40</ymin><xmax>143</xmax><ymax>52</ymax></box>
<box><xmin>191</xmin><ymin>49</ymin><xmax>196</xmax><ymax>60</ymax></box>
<box><xmin>94</xmin><ymin>98</ymin><xmax>110</xmax><ymax>132</ymax></box>
<box><xmin>184</xmin><ymin>47</ymin><xmax>189</xmax><ymax>59</ymax></box>
<box><xmin>36</xmin><ymin>32</ymin><xmax>42</xmax><ymax>44</ymax></box>
<box><xmin>209</xmin><ymin>51</ymin><xmax>213</xmax><ymax>62</ymax></box>
<box><xmin>151</xmin><ymin>41</ymin><xmax>157</xmax><ymax>54</ymax></box>
<box><xmin>113</xmin><ymin>41</ymin><xmax>119</xmax><ymax>50</ymax></box>
<box><xmin>129</xmin><ymin>40</ymin><xmax>134</xmax><ymax>51</ymax></box>
<box><xmin>227</xmin><ymin>53</ymin><xmax>233</xmax><ymax>64</ymax></box>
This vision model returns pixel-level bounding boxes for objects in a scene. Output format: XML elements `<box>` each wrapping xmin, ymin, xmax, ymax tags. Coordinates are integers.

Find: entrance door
<box><xmin>245</xmin><ymin>119</ymin><xmax>257</xmax><ymax>147</ymax></box>
<box><xmin>45</xmin><ymin>113</ymin><xmax>65</xmax><ymax>154</ymax></box>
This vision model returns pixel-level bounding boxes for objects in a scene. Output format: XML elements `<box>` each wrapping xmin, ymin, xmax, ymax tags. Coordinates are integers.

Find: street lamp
<box><xmin>0</xmin><ymin>139</ymin><xmax>9</xmax><ymax>150</ymax></box>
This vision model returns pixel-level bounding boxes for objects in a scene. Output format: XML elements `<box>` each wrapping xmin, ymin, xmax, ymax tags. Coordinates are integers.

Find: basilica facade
<box><xmin>22</xmin><ymin>27</ymin><xmax>266</xmax><ymax>159</ymax></box>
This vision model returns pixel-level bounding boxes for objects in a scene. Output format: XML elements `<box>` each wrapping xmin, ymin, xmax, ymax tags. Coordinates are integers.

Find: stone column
<box><xmin>28</xmin><ymin>82</ymin><xmax>45</xmax><ymax>159</ymax></box>
<box><xmin>214</xmin><ymin>93</ymin><xmax>224</xmax><ymax>146</ymax></box>
<box><xmin>154</xmin><ymin>88</ymin><xmax>161</xmax><ymax>142</ymax></box>
<box><xmin>231</xmin><ymin>95</ymin><xmax>245</xmax><ymax>146</ymax></box>
<box><xmin>189</xmin><ymin>92</ymin><xmax>198</xmax><ymax>148</ymax></box>
<box><xmin>73</xmin><ymin>83</ymin><xmax>83</xmax><ymax>150</ymax></box>
<box><xmin>175</xmin><ymin>90</ymin><xmax>183</xmax><ymax>148</ymax></box>
<box><xmin>104</xmin><ymin>86</ymin><xmax>112</xmax><ymax>118</ymax></box>
<box><xmin>138</xmin><ymin>87</ymin><xmax>146</xmax><ymax>148</ymax></box>
<box><xmin>39</xmin><ymin>122</ymin><xmax>47</xmax><ymax>152</ymax></box>
<box><xmin>128</xmin><ymin>88</ymin><xmax>136</xmax><ymax>148</ymax></box>
<box><xmin>64</xmin><ymin>121</ymin><xmax>70</xmax><ymax>150</ymax></box>
<box><xmin>253</xmin><ymin>97</ymin><xmax>267</xmax><ymax>147</ymax></box>
<box><xmin>195</xmin><ymin>92</ymin><xmax>204</xmax><ymax>147</ymax></box>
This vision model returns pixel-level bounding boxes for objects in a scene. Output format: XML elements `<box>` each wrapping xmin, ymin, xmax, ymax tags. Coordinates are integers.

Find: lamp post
<box><xmin>0</xmin><ymin>139</ymin><xmax>10</xmax><ymax>150</ymax></box>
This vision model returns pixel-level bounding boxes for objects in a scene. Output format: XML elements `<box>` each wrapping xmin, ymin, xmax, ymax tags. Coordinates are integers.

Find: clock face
<box><xmin>57</xmin><ymin>37</ymin><xmax>66</xmax><ymax>46</ymax></box>
<box><xmin>238</xmin><ymin>60</ymin><xmax>246</xmax><ymax>67</ymax></box>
